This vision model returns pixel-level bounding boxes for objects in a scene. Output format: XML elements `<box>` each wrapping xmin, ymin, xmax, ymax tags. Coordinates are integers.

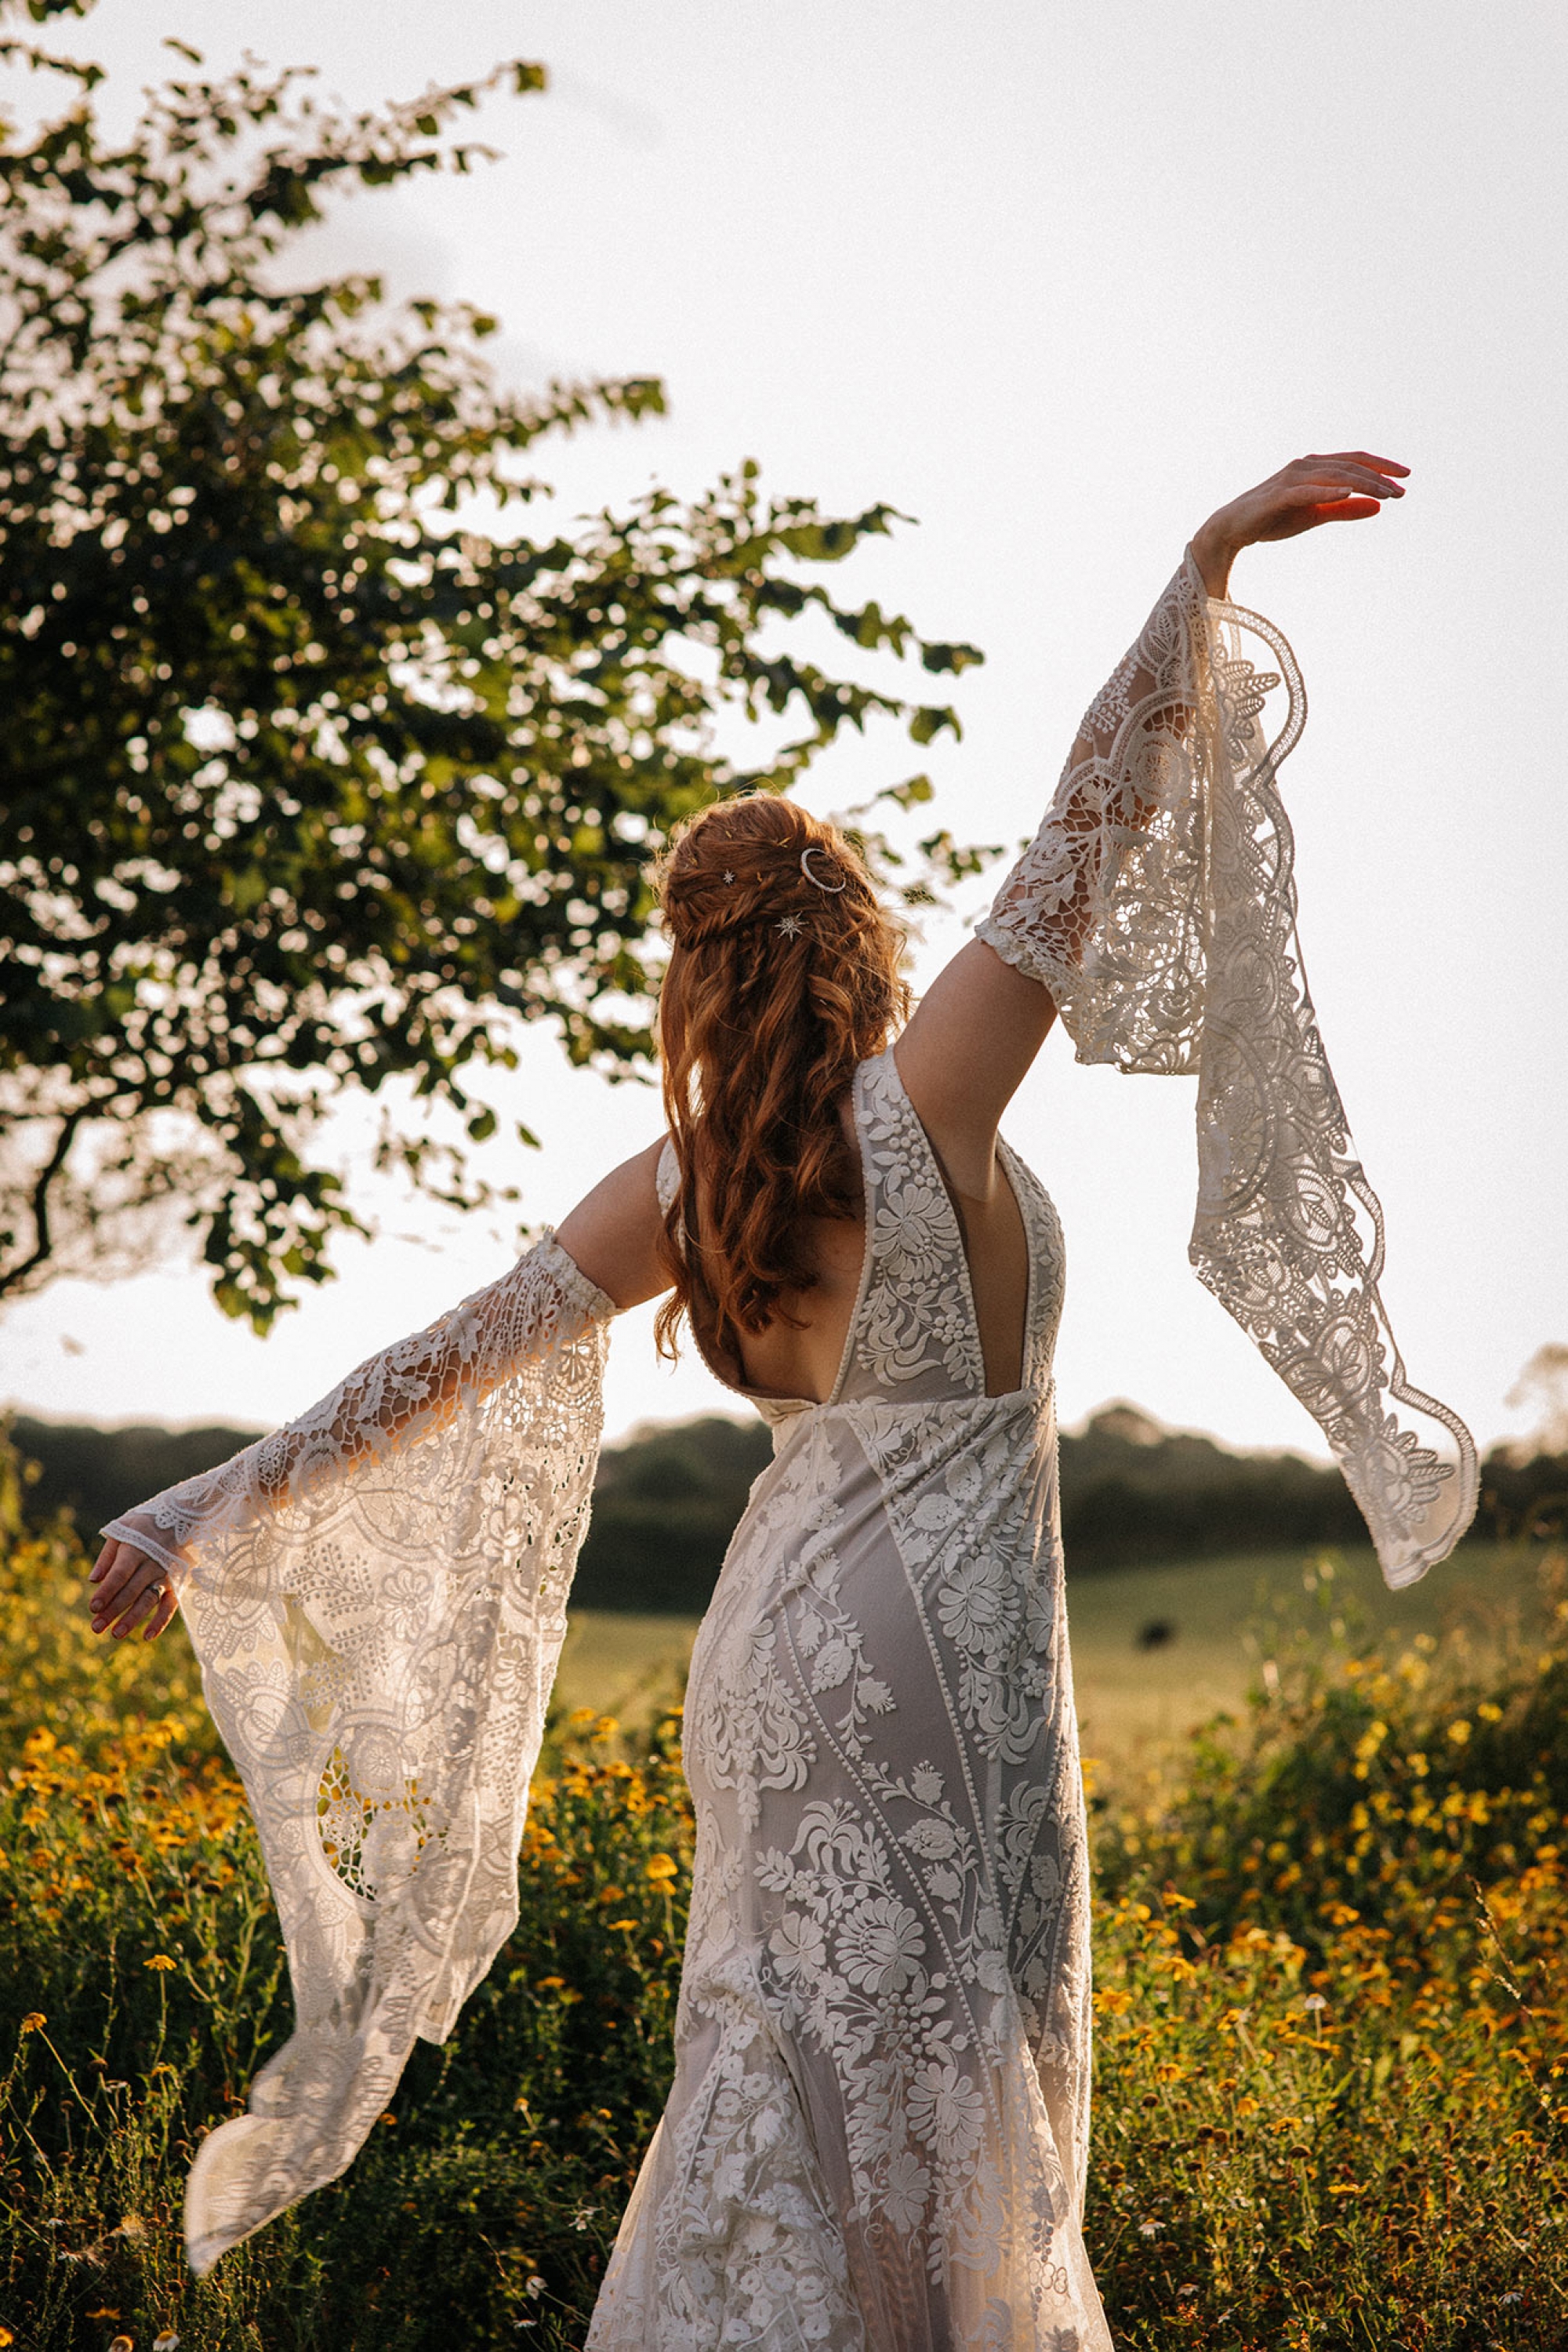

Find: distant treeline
<box><xmin>13</xmin><ymin>1403</ymin><xmax>1565</xmax><ymax>1615</ymax></box>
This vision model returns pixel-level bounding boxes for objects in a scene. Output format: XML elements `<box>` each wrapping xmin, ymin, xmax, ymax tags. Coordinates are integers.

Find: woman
<box><xmin>91</xmin><ymin>453</ymin><xmax>1476</xmax><ymax>2345</ymax></box>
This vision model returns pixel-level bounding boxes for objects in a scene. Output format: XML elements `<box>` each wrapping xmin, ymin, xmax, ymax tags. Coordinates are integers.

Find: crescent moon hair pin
<box><xmin>800</xmin><ymin>846</ymin><xmax>848</xmax><ymax>894</ymax></box>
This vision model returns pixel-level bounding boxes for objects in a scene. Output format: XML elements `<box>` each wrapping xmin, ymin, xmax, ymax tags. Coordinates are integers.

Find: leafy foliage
<box><xmin>16</xmin><ymin>1403</ymin><xmax>1564</xmax><ymax>1617</ymax></box>
<box><xmin>0</xmin><ymin>2</ymin><xmax>982</xmax><ymax>1327</ymax></box>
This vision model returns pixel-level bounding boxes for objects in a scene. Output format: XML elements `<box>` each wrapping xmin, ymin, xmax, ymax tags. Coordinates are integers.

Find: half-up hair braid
<box><xmin>653</xmin><ymin>795</ymin><xmax>909</xmax><ymax>1371</ymax></box>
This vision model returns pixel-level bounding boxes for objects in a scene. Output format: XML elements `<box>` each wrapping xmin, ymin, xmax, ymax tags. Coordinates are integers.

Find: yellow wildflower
<box><xmin>20</xmin><ymin>2012</ymin><xmax>45</xmax><ymax>2032</ymax></box>
<box><xmin>143</xmin><ymin>1952</ymin><xmax>176</xmax><ymax>1971</ymax></box>
<box><xmin>645</xmin><ymin>1853</ymin><xmax>678</xmax><ymax>1884</ymax></box>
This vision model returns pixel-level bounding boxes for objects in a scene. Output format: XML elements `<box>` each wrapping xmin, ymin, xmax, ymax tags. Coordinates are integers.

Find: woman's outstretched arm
<box><xmin>895</xmin><ymin>450</ymin><xmax>1409</xmax><ymax>1181</ymax></box>
<box><xmin>90</xmin><ymin>1136</ymin><xmax>672</xmax><ymax>1642</ymax></box>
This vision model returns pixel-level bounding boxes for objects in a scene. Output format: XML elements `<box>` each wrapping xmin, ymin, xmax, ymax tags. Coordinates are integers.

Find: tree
<box><xmin>0</xmin><ymin>1</ymin><xmax>984</xmax><ymax>1329</ymax></box>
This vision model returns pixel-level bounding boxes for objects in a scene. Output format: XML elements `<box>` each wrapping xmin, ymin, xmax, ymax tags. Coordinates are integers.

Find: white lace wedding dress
<box><xmin>587</xmin><ymin>1058</ymin><xmax>1093</xmax><ymax>2347</ymax></box>
<box><xmin>105</xmin><ymin>551</ymin><xmax>1477</xmax><ymax>2342</ymax></box>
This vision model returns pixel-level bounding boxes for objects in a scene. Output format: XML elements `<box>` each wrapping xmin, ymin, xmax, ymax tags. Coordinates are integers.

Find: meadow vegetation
<box><xmin>2</xmin><ymin>1437</ymin><xmax>1565</xmax><ymax>2349</ymax></box>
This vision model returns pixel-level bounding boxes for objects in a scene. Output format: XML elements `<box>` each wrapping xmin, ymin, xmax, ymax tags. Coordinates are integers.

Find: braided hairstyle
<box><xmin>653</xmin><ymin>794</ymin><xmax>909</xmax><ymax>1372</ymax></box>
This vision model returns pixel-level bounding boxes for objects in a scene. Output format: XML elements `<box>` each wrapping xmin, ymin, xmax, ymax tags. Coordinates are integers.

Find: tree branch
<box><xmin>0</xmin><ymin>1102</ymin><xmax>84</xmax><ymax>1296</ymax></box>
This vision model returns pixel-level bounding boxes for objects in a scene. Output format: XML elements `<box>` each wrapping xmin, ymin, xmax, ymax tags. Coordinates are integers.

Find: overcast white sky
<box><xmin>5</xmin><ymin>0</ymin><xmax>1565</xmax><ymax>1458</ymax></box>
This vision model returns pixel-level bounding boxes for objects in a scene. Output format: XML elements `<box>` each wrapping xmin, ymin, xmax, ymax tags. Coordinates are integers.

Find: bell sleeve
<box><xmin>976</xmin><ymin>549</ymin><xmax>1478</xmax><ymax>1588</ymax></box>
<box><xmin>100</xmin><ymin>1232</ymin><xmax>615</xmax><ymax>2275</ymax></box>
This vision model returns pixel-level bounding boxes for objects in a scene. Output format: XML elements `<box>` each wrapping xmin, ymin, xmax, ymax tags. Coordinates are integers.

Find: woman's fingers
<box><xmin>1196</xmin><ymin>449</ymin><xmax>1410</xmax><ymax>580</ymax></box>
<box><xmin>1258</xmin><ymin>485</ymin><xmax>1387</xmax><ymax>539</ymax></box>
<box><xmin>1277</xmin><ymin>480</ymin><xmax>1388</xmax><ymax>505</ymax></box>
<box><xmin>89</xmin><ymin>1536</ymin><xmax>144</xmax><ymax>1613</ymax></box>
<box><xmin>1305</xmin><ymin>450</ymin><xmax>1410</xmax><ymax>476</ymax></box>
<box><xmin>143</xmin><ymin>1584</ymin><xmax>180</xmax><ymax>1641</ymax></box>
<box><xmin>89</xmin><ymin>1541</ymin><xmax>175</xmax><ymax>1639</ymax></box>
<box><xmin>100</xmin><ymin>1576</ymin><xmax>163</xmax><ymax>1638</ymax></box>
<box><xmin>120</xmin><ymin>1576</ymin><xmax>169</xmax><ymax>1640</ymax></box>
<box><xmin>1287</xmin><ymin>464</ymin><xmax>1404</xmax><ymax>499</ymax></box>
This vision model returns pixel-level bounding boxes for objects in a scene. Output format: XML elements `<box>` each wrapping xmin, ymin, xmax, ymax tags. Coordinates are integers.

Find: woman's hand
<box><xmin>1191</xmin><ymin>451</ymin><xmax>1409</xmax><ymax>600</ymax></box>
<box><xmin>89</xmin><ymin>1534</ymin><xmax>182</xmax><ymax>1642</ymax></box>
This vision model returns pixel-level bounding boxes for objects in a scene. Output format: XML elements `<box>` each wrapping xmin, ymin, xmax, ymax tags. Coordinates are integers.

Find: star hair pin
<box><xmin>775</xmin><ymin>913</ymin><xmax>804</xmax><ymax>938</ymax></box>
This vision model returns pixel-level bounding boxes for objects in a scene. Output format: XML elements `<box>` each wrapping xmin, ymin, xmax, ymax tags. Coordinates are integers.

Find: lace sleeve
<box><xmin>104</xmin><ymin>1233</ymin><xmax>615</xmax><ymax>2274</ymax></box>
<box><xmin>978</xmin><ymin>550</ymin><xmax>1478</xmax><ymax>1588</ymax></box>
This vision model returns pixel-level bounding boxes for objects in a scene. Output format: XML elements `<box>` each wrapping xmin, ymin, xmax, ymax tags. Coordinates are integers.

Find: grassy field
<box><xmin>555</xmin><ymin>1541</ymin><xmax>1542</xmax><ymax>1769</ymax></box>
<box><xmin>5</xmin><ymin>1463</ymin><xmax>1568</xmax><ymax>2348</ymax></box>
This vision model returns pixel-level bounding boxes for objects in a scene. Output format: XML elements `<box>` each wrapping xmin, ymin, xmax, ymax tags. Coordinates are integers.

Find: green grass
<box><xmin>557</xmin><ymin>1541</ymin><xmax>1544</xmax><ymax>1766</ymax></box>
<box><xmin>1066</xmin><ymin>1540</ymin><xmax>1541</xmax><ymax>1769</ymax></box>
<box><xmin>5</xmin><ymin>1468</ymin><xmax>1568</xmax><ymax>2350</ymax></box>
<box><xmin>552</xmin><ymin>1611</ymin><xmax>702</xmax><ymax>1729</ymax></box>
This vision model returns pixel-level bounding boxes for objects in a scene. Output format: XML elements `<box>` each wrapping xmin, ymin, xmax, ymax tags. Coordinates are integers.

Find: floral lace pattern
<box><xmin>102</xmin><ymin>1236</ymin><xmax>613</xmax><ymax>2274</ymax></box>
<box><xmin>978</xmin><ymin>552</ymin><xmax>1477</xmax><ymax>1587</ymax></box>
<box><xmin>589</xmin><ymin>1051</ymin><xmax>1109</xmax><ymax>2351</ymax></box>
<box><xmin>94</xmin><ymin>543</ymin><xmax>1475</xmax><ymax>2333</ymax></box>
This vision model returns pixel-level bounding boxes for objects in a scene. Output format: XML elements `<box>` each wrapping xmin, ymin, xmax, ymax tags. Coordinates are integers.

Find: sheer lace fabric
<box><xmin>977</xmin><ymin>550</ymin><xmax>1477</xmax><ymax>1586</ymax></box>
<box><xmin>99</xmin><ymin>546</ymin><xmax>1476</xmax><ymax>2333</ymax></box>
<box><xmin>102</xmin><ymin>1235</ymin><xmax>613</xmax><ymax>2275</ymax></box>
<box><xmin>589</xmin><ymin>1048</ymin><xmax>1106</xmax><ymax>2350</ymax></box>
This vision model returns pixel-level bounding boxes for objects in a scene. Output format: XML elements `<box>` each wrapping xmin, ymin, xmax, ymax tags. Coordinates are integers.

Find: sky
<box><xmin>5</xmin><ymin>0</ymin><xmax>1566</xmax><ymax>1461</ymax></box>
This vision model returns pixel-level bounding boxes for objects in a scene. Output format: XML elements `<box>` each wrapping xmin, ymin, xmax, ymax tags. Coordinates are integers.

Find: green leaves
<box><xmin>0</xmin><ymin>24</ymin><xmax>988</xmax><ymax>1330</ymax></box>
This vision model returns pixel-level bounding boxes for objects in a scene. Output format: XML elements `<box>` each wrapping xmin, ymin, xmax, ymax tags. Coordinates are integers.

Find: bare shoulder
<box><xmin>554</xmin><ymin>1134</ymin><xmax>672</xmax><ymax>1312</ymax></box>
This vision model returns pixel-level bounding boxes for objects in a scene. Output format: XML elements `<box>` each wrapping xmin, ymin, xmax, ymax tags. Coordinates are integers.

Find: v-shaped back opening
<box><xmin>658</xmin><ymin>1045</ymin><xmax>1035</xmax><ymax>1413</ymax></box>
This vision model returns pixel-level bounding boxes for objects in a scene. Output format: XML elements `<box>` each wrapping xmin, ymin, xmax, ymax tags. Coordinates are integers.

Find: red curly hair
<box><xmin>653</xmin><ymin>796</ymin><xmax>909</xmax><ymax>1374</ymax></box>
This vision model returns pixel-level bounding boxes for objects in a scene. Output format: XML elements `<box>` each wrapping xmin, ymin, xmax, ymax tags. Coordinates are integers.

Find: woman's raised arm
<box><xmin>896</xmin><ymin>452</ymin><xmax>1410</xmax><ymax>1174</ymax></box>
<box><xmin>902</xmin><ymin>448</ymin><xmax>1476</xmax><ymax>1587</ymax></box>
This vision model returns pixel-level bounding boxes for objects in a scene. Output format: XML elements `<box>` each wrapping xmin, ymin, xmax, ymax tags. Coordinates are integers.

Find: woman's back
<box><xmin>590</xmin><ymin>1042</ymin><xmax>1082</xmax><ymax>2350</ymax></box>
<box><xmin>685</xmin><ymin>1050</ymin><xmax>1037</xmax><ymax>1410</ymax></box>
<box><xmin>662</xmin><ymin>1045</ymin><xmax>1062</xmax><ymax>1425</ymax></box>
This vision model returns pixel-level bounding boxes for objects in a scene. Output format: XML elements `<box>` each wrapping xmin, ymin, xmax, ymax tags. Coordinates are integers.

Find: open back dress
<box><xmin>587</xmin><ymin>1054</ymin><xmax>1092</xmax><ymax>2343</ymax></box>
<box><xmin>105</xmin><ymin>554</ymin><xmax>1479</xmax><ymax>2343</ymax></box>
